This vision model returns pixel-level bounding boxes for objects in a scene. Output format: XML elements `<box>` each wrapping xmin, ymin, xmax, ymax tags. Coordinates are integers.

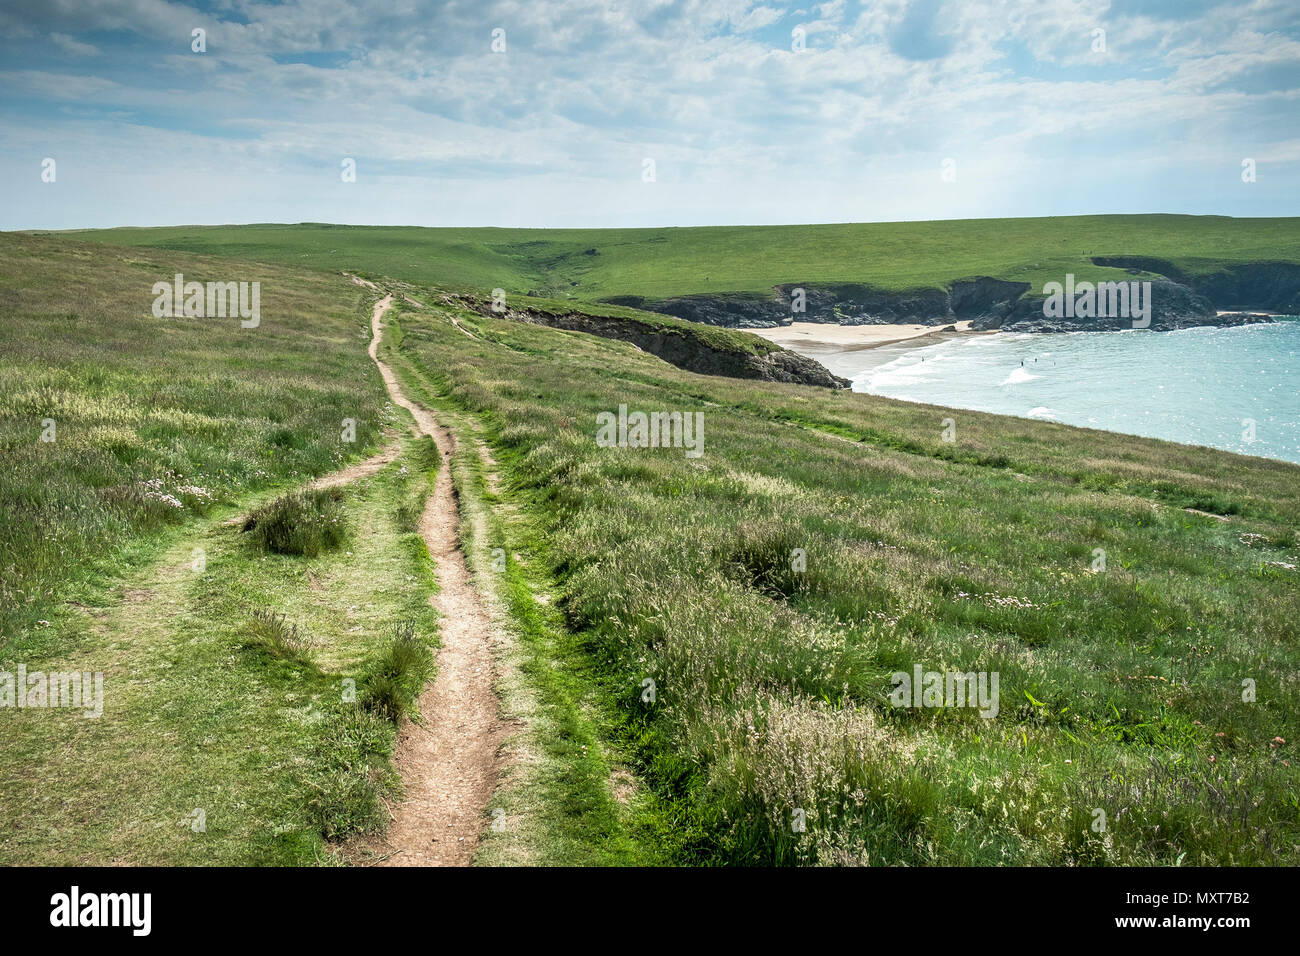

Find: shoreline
<box><xmin>750</xmin><ymin>319</ymin><xmax>981</xmax><ymax>352</ymax></box>
<box><xmin>751</xmin><ymin>320</ymin><xmax>987</xmax><ymax>386</ymax></box>
<box><xmin>755</xmin><ymin>313</ymin><xmax>1295</xmax><ymax>357</ymax></box>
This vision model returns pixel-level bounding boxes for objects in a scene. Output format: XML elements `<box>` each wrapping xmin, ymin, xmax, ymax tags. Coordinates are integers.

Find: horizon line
<box><xmin>12</xmin><ymin>211</ymin><xmax>1300</xmax><ymax>234</ymax></box>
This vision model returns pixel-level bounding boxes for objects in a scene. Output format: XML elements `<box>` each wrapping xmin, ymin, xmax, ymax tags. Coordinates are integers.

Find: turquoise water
<box><xmin>853</xmin><ymin>319</ymin><xmax>1300</xmax><ymax>464</ymax></box>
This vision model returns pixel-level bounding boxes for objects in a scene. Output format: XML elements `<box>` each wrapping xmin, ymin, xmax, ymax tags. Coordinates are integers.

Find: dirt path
<box><xmin>219</xmin><ymin>437</ymin><xmax>400</xmax><ymax>527</ymax></box>
<box><xmin>358</xmin><ymin>293</ymin><xmax>507</xmax><ymax>866</ymax></box>
<box><xmin>312</xmin><ymin>440</ymin><xmax>400</xmax><ymax>490</ymax></box>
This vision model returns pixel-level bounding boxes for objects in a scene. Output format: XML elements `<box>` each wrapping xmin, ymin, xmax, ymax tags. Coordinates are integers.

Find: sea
<box><xmin>837</xmin><ymin>318</ymin><xmax>1300</xmax><ymax>465</ymax></box>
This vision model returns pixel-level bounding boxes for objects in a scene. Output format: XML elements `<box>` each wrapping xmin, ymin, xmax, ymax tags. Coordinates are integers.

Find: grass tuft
<box><xmin>244</xmin><ymin>609</ymin><xmax>318</xmax><ymax>664</ymax></box>
<box><xmin>243</xmin><ymin>487</ymin><xmax>348</xmax><ymax>557</ymax></box>
<box><xmin>360</xmin><ymin>620</ymin><xmax>433</xmax><ymax>722</ymax></box>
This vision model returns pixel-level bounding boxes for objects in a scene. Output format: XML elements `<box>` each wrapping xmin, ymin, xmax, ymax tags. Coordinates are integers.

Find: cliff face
<box><xmin>462</xmin><ymin>297</ymin><xmax>850</xmax><ymax>389</ymax></box>
<box><xmin>1091</xmin><ymin>257</ymin><xmax>1300</xmax><ymax>313</ymax></box>
<box><xmin>608</xmin><ymin>279</ymin><xmax>1028</xmax><ymax>328</ymax></box>
<box><xmin>613</xmin><ymin>262</ymin><xmax>1295</xmax><ymax>334</ymax></box>
<box><xmin>948</xmin><ymin>278</ymin><xmax>1033</xmax><ymax>320</ymax></box>
<box><xmin>982</xmin><ymin>279</ymin><xmax>1227</xmax><ymax>332</ymax></box>
<box><xmin>603</xmin><ymin>293</ymin><xmax>785</xmax><ymax>328</ymax></box>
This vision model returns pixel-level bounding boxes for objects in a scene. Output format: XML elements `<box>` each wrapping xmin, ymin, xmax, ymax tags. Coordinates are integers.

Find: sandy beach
<box><xmin>750</xmin><ymin>319</ymin><xmax>976</xmax><ymax>352</ymax></box>
<box><xmin>750</xmin><ymin>320</ymin><xmax>983</xmax><ymax>385</ymax></box>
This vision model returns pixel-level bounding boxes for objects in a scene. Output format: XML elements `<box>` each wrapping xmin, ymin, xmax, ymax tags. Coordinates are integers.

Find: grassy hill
<box><xmin>58</xmin><ymin>215</ymin><xmax>1300</xmax><ymax>301</ymax></box>
<box><xmin>3</xmin><ymin>229</ymin><xmax>1298</xmax><ymax>866</ymax></box>
<box><xmin>0</xmin><ymin>233</ymin><xmax>392</xmax><ymax>645</ymax></box>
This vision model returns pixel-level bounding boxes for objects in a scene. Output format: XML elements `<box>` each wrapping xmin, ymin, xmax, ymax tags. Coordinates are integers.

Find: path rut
<box><xmin>359</xmin><ymin>294</ymin><xmax>506</xmax><ymax>866</ymax></box>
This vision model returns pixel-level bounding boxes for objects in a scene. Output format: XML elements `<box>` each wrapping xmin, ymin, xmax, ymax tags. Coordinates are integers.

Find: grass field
<box><xmin>3</xmin><ymin>230</ymin><xmax>1298</xmax><ymax>866</ymax></box>
<box><xmin>61</xmin><ymin>215</ymin><xmax>1300</xmax><ymax>301</ymax></box>
<box><xmin>0</xmin><ymin>233</ymin><xmax>393</xmax><ymax>647</ymax></box>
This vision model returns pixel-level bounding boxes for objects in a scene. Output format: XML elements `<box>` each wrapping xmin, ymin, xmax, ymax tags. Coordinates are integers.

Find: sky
<box><xmin>1</xmin><ymin>0</ymin><xmax>1298</xmax><ymax>230</ymax></box>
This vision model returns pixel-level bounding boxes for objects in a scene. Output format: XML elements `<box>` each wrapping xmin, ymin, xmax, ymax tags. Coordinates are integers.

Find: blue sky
<box><xmin>1</xmin><ymin>0</ymin><xmax>1298</xmax><ymax>229</ymax></box>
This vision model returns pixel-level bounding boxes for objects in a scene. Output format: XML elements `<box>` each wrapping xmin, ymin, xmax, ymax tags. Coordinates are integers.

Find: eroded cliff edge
<box><xmin>454</xmin><ymin>294</ymin><xmax>851</xmax><ymax>389</ymax></box>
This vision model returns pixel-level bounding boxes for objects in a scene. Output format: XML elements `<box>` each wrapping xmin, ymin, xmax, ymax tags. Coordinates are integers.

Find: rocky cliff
<box><xmin>1091</xmin><ymin>257</ymin><xmax>1300</xmax><ymax>313</ymax></box>
<box><xmin>606</xmin><ymin>278</ymin><xmax>1028</xmax><ymax>328</ymax></box>
<box><xmin>980</xmin><ymin>279</ymin><xmax>1220</xmax><ymax>332</ymax></box>
<box><xmin>611</xmin><ymin>263</ymin><xmax>1294</xmax><ymax>334</ymax></box>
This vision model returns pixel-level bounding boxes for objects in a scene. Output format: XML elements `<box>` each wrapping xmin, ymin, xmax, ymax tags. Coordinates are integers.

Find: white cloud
<box><xmin>0</xmin><ymin>69</ymin><xmax>118</xmax><ymax>98</ymax></box>
<box><xmin>0</xmin><ymin>0</ymin><xmax>1297</xmax><ymax>227</ymax></box>
<box><xmin>50</xmin><ymin>32</ymin><xmax>99</xmax><ymax>56</ymax></box>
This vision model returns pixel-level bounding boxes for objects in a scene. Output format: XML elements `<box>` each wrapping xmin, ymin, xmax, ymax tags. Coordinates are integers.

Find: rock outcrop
<box><xmin>602</xmin><ymin>294</ymin><xmax>785</xmax><ymax>328</ymax></box>
<box><xmin>976</xmin><ymin>279</ymin><xmax>1221</xmax><ymax>332</ymax></box>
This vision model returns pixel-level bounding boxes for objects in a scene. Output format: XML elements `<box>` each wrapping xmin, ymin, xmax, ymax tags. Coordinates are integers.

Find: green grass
<box><xmin>481</xmin><ymin>290</ymin><xmax>782</xmax><ymax>356</ymax></box>
<box><xmin>386</xmin><ymin>284</ymin><xmax>1300</xmax><ymax>866</ymax></box>
<box><xmin>5</xmin><ymin>227</ymin><xmax>1299</xmax><ymax>867</ymax></box>
<box><xmin>58</xmin><ymin>214</ymin><xmax>1300</xmax><ymax>300</ymax></box>
<box><xmin>244</xmin><ymin>609</ymin><xmax>318</xmax><ymax>664</ymax></box>
<box><xmin>359</xmin><ymin>620</ymin><xmax>434</xmax><ymax>723</ymax></box>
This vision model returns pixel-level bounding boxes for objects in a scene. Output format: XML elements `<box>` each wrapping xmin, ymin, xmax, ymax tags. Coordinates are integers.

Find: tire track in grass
<box><xmin>358</xmin><ymin>293</ymin><xmax>508</xmax><ymax>866</ymax></box>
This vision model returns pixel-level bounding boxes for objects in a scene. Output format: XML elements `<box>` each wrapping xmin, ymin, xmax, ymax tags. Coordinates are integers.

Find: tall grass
<box><xmin>244</xmin><ymin>609</ymin><xmax>318</xmax><ymax>664</ymax></box>
<box><xmin>0</xmin><ymin>233</ymin><xmax>389</xmax><ymax>649</ymax></box>
<box><xmin>243</xmin><ymin>487</ymin><xmax>348</xmax><ymax>557</ymax></box>
<box><xmin>360</xmin><ymin>620</ymin><xmax>433</xmax><ymax>722</ymax></box>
